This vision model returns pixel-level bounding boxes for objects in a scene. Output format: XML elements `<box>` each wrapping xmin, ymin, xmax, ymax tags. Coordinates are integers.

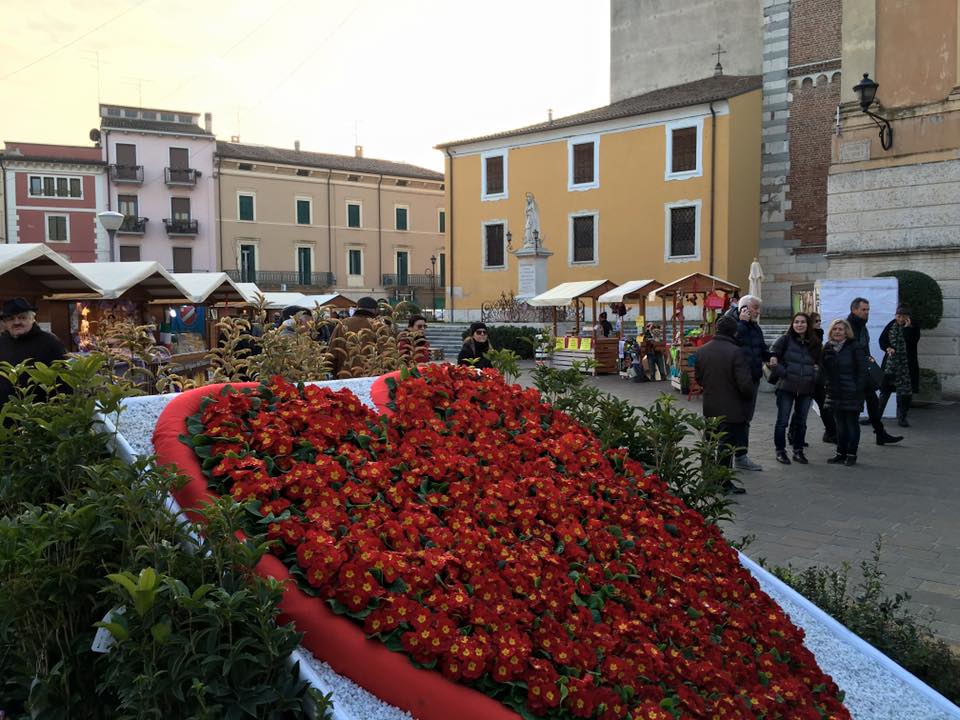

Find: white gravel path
<box><xmin>108</xmin><ymin>380</ymin><xmax>960</xmax><ymax>720</ymax></box>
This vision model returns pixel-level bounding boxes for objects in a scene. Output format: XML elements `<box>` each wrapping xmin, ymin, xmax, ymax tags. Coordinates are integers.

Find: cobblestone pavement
<box><xmin>517</xmin><ymin>364</ymin><xmax>960</xmax><ymax>646</ymax></box>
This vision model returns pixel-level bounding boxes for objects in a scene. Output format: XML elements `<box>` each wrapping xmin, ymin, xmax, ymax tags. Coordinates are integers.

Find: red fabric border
<box><xmin>152</xmin><ymin>381</ymin><xmax>520</xmax><ymax>720</ymax></box>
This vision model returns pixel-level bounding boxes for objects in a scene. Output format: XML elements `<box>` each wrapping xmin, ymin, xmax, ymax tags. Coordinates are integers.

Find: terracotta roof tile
<box><xmin>436</xmin><ymin>74</ymin><xmax>762</xmax><ymax>149</ymax></box>
<box><xmin>216</xmin><ymin>141</ymin><xmax>443</xmax><ymax>181</ymax></box>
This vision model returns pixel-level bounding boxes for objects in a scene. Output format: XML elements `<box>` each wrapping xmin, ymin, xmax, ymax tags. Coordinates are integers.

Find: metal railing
<box><xmin>163</xmin><ymin>218</ymin><xmax>199</xmax><ymax>235</ymax></box>
<box><xmin>118</xmin><ymin>216</ymin><xmax>148</xmax><ymax>234</ymax></box>
<box><xmin>109</xmin><ymin>164</ymin><xmax>144</xmax><ymax>183</ymax></box>
<box><xmin>381</xmin><ymin>273</ymin><xmax>445</xmax><ymax>288</ymax></box>
<box><xmin>164</xmin><ymin>167</ymin><xmax>200</xmax><ymax>185</ymax></box>
<box><xmin>224</xmin><ymin>269</ymin><xmax>337</xmax><ymax>289</ymax></box>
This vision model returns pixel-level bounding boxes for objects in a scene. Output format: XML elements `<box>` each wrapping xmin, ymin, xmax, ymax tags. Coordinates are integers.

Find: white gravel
<box><xmin>108</xmin><ymin>380</ymin><xmax>960</xmax><ymax>720</ymax></box>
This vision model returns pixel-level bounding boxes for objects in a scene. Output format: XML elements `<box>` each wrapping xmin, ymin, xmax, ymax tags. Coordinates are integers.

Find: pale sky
<box><xmin>0</xmin><ymin>0</ymin><xmax>610</xmax><ymax>171</ymax></box>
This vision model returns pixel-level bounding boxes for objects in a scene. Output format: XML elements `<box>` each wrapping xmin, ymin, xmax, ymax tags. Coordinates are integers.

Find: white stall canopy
<box><xmin>528</xmin><ymin>280</ymin><xmax>614</xmax><ymax>307</ymax></box>
<box><xmin>168</xmin><ymin>272</ymin><xmax>246</xmax><ymax>305</ymax></box>
<box><xmin>0</xmin><ymin>244</ymin><xmax>103</xmax><ymax>296</ymax></box>
<box><xmin>71</xmin><ymin>262</ymin><xmax>190</xmax><ymax>302</ymax></box>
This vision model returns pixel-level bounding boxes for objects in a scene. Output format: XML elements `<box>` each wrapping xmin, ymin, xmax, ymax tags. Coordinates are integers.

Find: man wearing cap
<box><xmin>327</xmin><ymin>296</ymin><xmax>382</xmax><ymax>377</ymax></box>
<box><xmin>0</xmin><ymin>297</ymin><xmax>67</xmax><ymax>407</ymax></box>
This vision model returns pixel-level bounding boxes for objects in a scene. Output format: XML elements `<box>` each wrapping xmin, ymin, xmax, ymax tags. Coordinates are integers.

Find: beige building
<box><xmin>827</xmin><ymin>0</ymin><xmax>960</xmax><ymax>395</ymax></box>
<box><xmin>217</xmin><ymin>142</ymin><xmax>446</xmax><ymax>311</ymax></box>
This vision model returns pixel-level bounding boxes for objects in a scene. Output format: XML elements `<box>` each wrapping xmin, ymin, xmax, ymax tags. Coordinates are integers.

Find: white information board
<box><xmin>817</xmin><ymin>278</ymin><xmax>899</xmax><ymax>418</ymax></box>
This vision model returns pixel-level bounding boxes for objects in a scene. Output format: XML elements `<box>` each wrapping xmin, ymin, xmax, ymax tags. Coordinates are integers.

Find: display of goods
<box><xmin>162</xmin><ymin>365</ymin><xmax>849</xmax><ymax>720</ymax></box>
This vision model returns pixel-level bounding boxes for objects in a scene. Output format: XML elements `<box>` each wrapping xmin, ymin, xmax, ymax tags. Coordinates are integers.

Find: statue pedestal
<box><xmin>513</xmin><ymin>246</ymin><xmax>553</xmax><ymax>300</ymax></box>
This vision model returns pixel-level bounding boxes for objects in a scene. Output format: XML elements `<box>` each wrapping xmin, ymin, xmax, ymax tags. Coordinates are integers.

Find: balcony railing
<box><xmin>109</xmin><ymin>164</ymin><xmax>144</xmax><ymax>183</ymax></box>
<box><xmin>118</xmin><ymin>216</ymin><xmax>148</xmax><ymax>234</ymax></box>
<box><xmin>163</xmin><ymin>218</ymin><xmax>199</xmax><ymax>235</ymax></box>
<box><xmin>225</xmin><ymin>269</ymin><xmax>337</xmax><ymax>289</ymax></box>
<box><xmin>382</xmin><ymin>273</ymin><xmax>445</xmax><ymax>288</ymax></box>
<box><xmin>164</xmin><ymin>167</ymin><xmax>200</xmax><ymax>186</ymax></box>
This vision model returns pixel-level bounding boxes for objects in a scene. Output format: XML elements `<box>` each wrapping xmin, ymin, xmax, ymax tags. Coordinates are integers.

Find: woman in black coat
<box><xmin>822</xmin><ymin>318</ymin><xmax>867</xmax><ymax>466</ymax></box>
<box><xmin>457</xmin><ymin>322</ymin><xmax>494</xmax><ymax>369</ymax></box>
<box><xmin>879</xmin><ymin>305</ymin><xmax>920</xmax><ymax>426</ymax></box>
<box><xmin>770</xmin><ymin>313</ymin><xmax>820</xmax><ymax>465</ymax></box>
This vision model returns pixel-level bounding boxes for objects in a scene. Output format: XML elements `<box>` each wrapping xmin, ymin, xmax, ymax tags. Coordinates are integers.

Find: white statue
<box><xmin>523</xmin><ymin>192</ymin><xmax>541</xmax><ymax>249</ymax></box>
<box><xmin>749</xmin><ymin>257</ymin><xmax>764</xmax><ymax>299</ymax></box>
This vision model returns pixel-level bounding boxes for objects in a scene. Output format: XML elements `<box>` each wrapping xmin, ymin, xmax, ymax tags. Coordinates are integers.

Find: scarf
<box><xmin>884</xmin><ymin>323</ymin><xmax>912</xmax><ymax>396</ymax></box>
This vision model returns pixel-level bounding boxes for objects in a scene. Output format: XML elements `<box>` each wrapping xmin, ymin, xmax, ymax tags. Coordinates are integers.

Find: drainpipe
<box><xmin>444</xmin><ymin>149</ymin><xmax>454</xmax><ymax>321</ymax></box>
<box><xmin>0</xmin><ymin>155</ymin><xmax>7</xmax><ymax>242</ymax></box>
<box><xmin>377</xmin><ymin>174</ymin><xmax>383</xmax><ymax>292</ymax></box>
<box><xmin>104</xmin><ymin>130</ymin><xmax>111</xmax><ymax>211</ymax></box>
<box><xmin>216</xmin><ymin>152</ymin><xmax>224</xmax><ymax>273</ymax></box>
<box><xmin>708</xmin><ymin>102</ymin><xmax>717</xmax><ymax>276</ymax></box>
<box><xmin>326</xmin><ymin>169</ymin><xmax>333</xmax><ymax>282</ymax></box>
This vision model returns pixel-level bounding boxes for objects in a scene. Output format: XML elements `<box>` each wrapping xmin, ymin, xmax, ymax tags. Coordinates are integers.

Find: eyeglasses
<box><xmin>474</xmin><ymin>329</ymin><xmax>487</xmax><ymax>335</ymax></box>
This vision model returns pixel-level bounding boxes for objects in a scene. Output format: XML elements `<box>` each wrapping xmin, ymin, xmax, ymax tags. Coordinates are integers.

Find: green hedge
<box><xmin>875</xmin><ymin>270</ymin><xmax>943</xmax><ymax>329</ymax></box>
<box><xmin>462</xmin><ymin>325</ymin><xmax>541</xmax><ymax>359</ymax></box>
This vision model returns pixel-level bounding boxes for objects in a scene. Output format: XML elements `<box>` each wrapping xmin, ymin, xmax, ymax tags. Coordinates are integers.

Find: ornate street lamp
<box><xmin>852</xmin><ymin>73</ymin><xmax>893</xmax><ymax>150</ymax></box>
<box><xmin>429</xmin><ymin>254</ymin><xmax>437</xmax><ymax>317</ymax></box>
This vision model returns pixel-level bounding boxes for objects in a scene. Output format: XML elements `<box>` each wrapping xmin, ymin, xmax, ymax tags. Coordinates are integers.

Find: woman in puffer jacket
<box><xmin>822</xmin><ymin>318</ymin><xmax>867</xmax><ymax>466</ymax></box>
<box><xmin>771</xmin><ymin>313</ymin><xmax>821</xmax><ymax>465</ymax></box>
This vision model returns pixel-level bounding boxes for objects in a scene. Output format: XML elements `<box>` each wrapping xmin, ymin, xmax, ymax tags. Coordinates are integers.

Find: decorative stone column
<box><xmin>512</xmin><ymin>244</ymin><xmax>553</xmax><ymax>300</ymax></box>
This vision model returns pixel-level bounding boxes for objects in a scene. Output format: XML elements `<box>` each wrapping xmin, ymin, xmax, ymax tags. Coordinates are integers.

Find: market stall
<box><xmin>0</xmin><ymin>244</ymin><xmax>104</xmax><ymax>346</ymax></box>
<box><xmin>654</xmin><ymin>273</ymin><xmax>738</xmax><ymax>396</ymax></box>
<box><xmin>598</xmin><ymin>279</ymin><xmax>665</xmax><ymax>379</ymax></box>
<box><xmin>528</xmin><ymin>280</ymin><xmax>619</xmax><ymax>374</ymax></box>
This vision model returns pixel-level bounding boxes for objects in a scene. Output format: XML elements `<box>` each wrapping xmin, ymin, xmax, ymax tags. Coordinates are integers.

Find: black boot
<box><xmin>827</xmin><ymin>453</ymin><xmax>847</xmax><ymax>464</ymax></box>
<box><xmin>844</xmin><ymin>454</ymin><xmax>857</xmax><ymax>466</ymax></box>
<box><xmin>776</xmin><ymin>450</ymin><xmax>791</xmax><ymax>465</ymax></box>
<box><xmin>897</xmin><ymin>395</ymin><xmax>911</xmax><ymax>428</ymax></box>
<box><xmin>876</xmin><ymin>427</ymin><xmax>903</xmax><ymax>445</ymax></box>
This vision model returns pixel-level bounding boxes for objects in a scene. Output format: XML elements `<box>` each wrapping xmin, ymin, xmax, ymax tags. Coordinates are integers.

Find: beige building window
<box><xmin>347</xmin><ymin>201</ymin><xmax>362</xmax><ymax>228</ymax></box>
<box><xmin>395</xmin><ymin>205</ymin><xmax>409</xmax><ymax>231</ymax></box>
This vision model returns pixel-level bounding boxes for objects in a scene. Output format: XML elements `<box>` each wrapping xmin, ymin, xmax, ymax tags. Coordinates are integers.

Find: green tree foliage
<box><xmin>875</xmin><ymin>269</ymin><xmax>944</xmax><ymax>329</ymax></box>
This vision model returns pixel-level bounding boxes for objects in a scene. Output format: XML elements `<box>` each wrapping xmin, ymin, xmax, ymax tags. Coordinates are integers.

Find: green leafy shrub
<box><xmin>0</xmin><ymin>358</ymin><xmax>327</xmax><ymax>719</ymax></box>
<box><xmin>875</xmin><ymin>269</ymin><xmax>944</xmax><ymax>329</ymax></box>
<box><xmin>96</xmin><ymin>500</ymin><xmax>326</xmax><ymax>720</ymax></box>
<box><xmin>463</xmin><ymin>325</ymin><xmax>540</xmax><ymax>359</ymax></box>
<box><xmin>770</xmin><ymin>538</ymin><xmax>960</xmax><ymax>702</ymax></box>
<box><xmin>529</xmin><ymin>364</ymin><xmax>736</xmax><ymax>524</ymax></box>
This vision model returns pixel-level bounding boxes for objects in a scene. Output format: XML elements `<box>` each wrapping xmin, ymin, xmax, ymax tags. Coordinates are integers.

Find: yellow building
<box><xmin>436</xmin><ymin>74</ymin><xmax>762</xmax><ymax>320</ymax></box>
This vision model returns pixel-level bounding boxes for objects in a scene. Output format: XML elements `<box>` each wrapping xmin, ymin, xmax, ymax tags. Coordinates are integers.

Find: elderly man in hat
<box><xmin>0</xmin><ymin>297</ymin><xmax>67</xmax><ymax>407</ymax></box>
<box><xmin>327</xmin><ymin>296</ymin><xmax>383</xmax><ymax>377</ymax></box>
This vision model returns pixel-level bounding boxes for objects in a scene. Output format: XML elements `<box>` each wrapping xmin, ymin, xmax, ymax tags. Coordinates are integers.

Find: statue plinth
<box><xmin>512</xmin><ymin>245</ymin><xmax>553</xmax><ymax>300</ymax></box>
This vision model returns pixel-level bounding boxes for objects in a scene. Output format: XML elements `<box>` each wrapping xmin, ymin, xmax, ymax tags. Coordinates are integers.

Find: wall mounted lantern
<box><xmin>852</xmin><ymin>73</ymin><xmax>893</xmax><ymax>150</ymax></box>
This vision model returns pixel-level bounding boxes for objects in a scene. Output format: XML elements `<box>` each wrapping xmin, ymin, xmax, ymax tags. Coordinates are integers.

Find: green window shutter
<box><xmin>297</xmin><ymin>199</ymin><xmax>311</xmax><ymax>225</ymax></box>
<box><xmin>239</xmin><ymin>195</ymin><xmax>254</xmax><ymax>221</ymax></box>
<box><xmin>439</xmin><ymin>210</ymin><xmax>445</xmax><ymax>233</ymax></box>
<box><xmin>396</xmin><ymin>207</ymin><xmax>408</xmax><ymax>231</ymax></box>
<box><xmin>439</xmin><ymin>253</ymin><xmax>446</xmax><ymax>287</ymax></box>
<box><xmin>348</xmin><ymin>204</ymin><xmax>361</xmax><ymax>228</ymax></box>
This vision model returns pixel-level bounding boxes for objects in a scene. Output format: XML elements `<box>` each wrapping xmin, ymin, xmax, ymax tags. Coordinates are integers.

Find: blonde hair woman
<box><xmin>821</xmin><ymin>318</ymin><xmax>866</xmax><ymax>466</ymax></box>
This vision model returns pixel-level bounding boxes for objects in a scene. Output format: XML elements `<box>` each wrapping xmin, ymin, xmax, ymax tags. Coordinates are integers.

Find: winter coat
<box><xmin>457</xmin><ymin>338</ymin><xmax>492</xmax><ymax>369</ymax></box>
<box><xmin>770</xmin><ymin>333</ymin><xmax>819</xmax><ymax>396</ymax></box>
<box><xmin>846</xmin><ymin>313</ymin><xmax>871</xmax><ymax>354</ymax></box>
<box><xmin>723</xmin><ymin>305</ymin><xmax>770</xmax><ymax>381</ymax></box>
<box><xmin>822</xmin><ymin>339</ymin><xmax>866</xmax><ymax>412</ymax></box>
<box><xmin>880</xmin><ymin>319</ymin><xmax>920</xmax><ymax>393</ymax></box>
<box><xmin>0</xmin><ymin>323</ymin><xmax>68</xmax><ymax>406</ymax></box>
<box><xmin>327</xmin><ymin>310</ymin><xmax>383</xmax><ymax>376</ymax></box>
<box><xmin>694</xmin><ymin>334</ymin><xmax>755</xmax><ymax>423</ymax></box>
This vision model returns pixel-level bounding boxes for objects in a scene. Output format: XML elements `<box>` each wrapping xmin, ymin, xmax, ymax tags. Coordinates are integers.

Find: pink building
<box><xmin>99</xmin><ymin>104</ymin><xmax>217</xmax><ymax>272</ymax></box>
<box><xmin>1</xmin><ymin>142</ymin><xmax>108</xmax><ymax>262</ymax></box>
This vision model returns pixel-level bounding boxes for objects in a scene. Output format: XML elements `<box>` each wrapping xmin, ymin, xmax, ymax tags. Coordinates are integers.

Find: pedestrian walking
<box><xmin>723</xmin><ymin>294</ymin><xmax>775</xmax><ymax>471</ymax></box>
<box><xmin>878</xmin><ymin>305</ymin><xmax>919</xmax><ymax>427</ymax></box>
<box><xmin>0</xmin><ymin>297</ymin><xmax>67</xmax><ymax>408</ymax></box>
<box><xmin>694</xmin><ymin>315</ymin><xmax>753</xmax><ymax>494</ymax></box>
<box><xmin>847</xmin><ymin>297</ymin><xmax>903</xmax><ymax>445</ymax></box>
<box><xmin>822</xmin><ymin>318</ymin><xmax>867</xmax><ymax>466</ymax></box>
<box><xmin>770</xmin><ymin>313</ymin><xmax>820</xmax><ymax>465</ymax></box>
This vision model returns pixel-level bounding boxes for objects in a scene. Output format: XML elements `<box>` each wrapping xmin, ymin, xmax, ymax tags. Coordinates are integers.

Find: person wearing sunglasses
<box><xmin>457</xmin><ymin>322</ymin><xmax>494</xmax><ymax>369</ymax></box>
<box><xmin>398</xmin><ymin>314</ymin><xmax>431</xmax><ymax>364</ymax></box>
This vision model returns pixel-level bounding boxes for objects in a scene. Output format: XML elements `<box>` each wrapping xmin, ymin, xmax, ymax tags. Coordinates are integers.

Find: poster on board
<box><xmin>817</xmin><ymin>278</ymin><xmax>899</xmax><ymax>418</ymax></box>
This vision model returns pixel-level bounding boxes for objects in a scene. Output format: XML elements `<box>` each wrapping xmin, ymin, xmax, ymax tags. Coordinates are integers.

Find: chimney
<box><xmin>204</xmin><ymin>112</ymin><xmax>213</xmax><ymax>133</ymax></box>
<box><xmin>294</xmin><ymin>140</ymin><xmax>301</xmax><ymax>152</ymax></box>
<box><xmin>548</xmin><ymin>108</ymin><xmax>553</xmax><ymax>122</ymax></box>
<box><xmin>355</xmin><ymin>145</ymin><xmax>363</xmax><ymax>158</ymax></box>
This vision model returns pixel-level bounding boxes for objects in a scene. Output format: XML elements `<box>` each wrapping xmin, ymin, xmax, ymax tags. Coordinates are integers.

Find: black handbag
<box><xmin>865</xmin><ymin>357</ymin><xmax>885</xmax><ymax>390</ymax></box>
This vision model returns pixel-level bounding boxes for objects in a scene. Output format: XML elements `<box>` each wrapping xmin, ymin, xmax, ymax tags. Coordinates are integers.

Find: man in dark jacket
<box><xmin>0</xmin><ymin>297</ymin><xmax>68</xmax><ymax>407</ymax></box>
<box><xmin>695</xmin><ymin>315</ymin><xmax>754</xmax><ymax>494</ymax></box>
<box><xmin>723</xmin><ymin>294</ymin><xmax>773</xmax><ymax>471</ymax></box>
<box><xmin>846</xmin><ymin>297</ymin><xmax>902</xmax><ymax>444</ymax></box>
<box><xmin>327</xmin><ymin>296</ymin><xmax>382</xmax><ymax>377</ymax></box>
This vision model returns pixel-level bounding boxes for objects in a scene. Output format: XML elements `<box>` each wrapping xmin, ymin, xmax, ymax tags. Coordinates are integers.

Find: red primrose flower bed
<box><xmin>155</xmin><ymin>364</ymin><xmax>849</xmax><ymax>720</ymax></box>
